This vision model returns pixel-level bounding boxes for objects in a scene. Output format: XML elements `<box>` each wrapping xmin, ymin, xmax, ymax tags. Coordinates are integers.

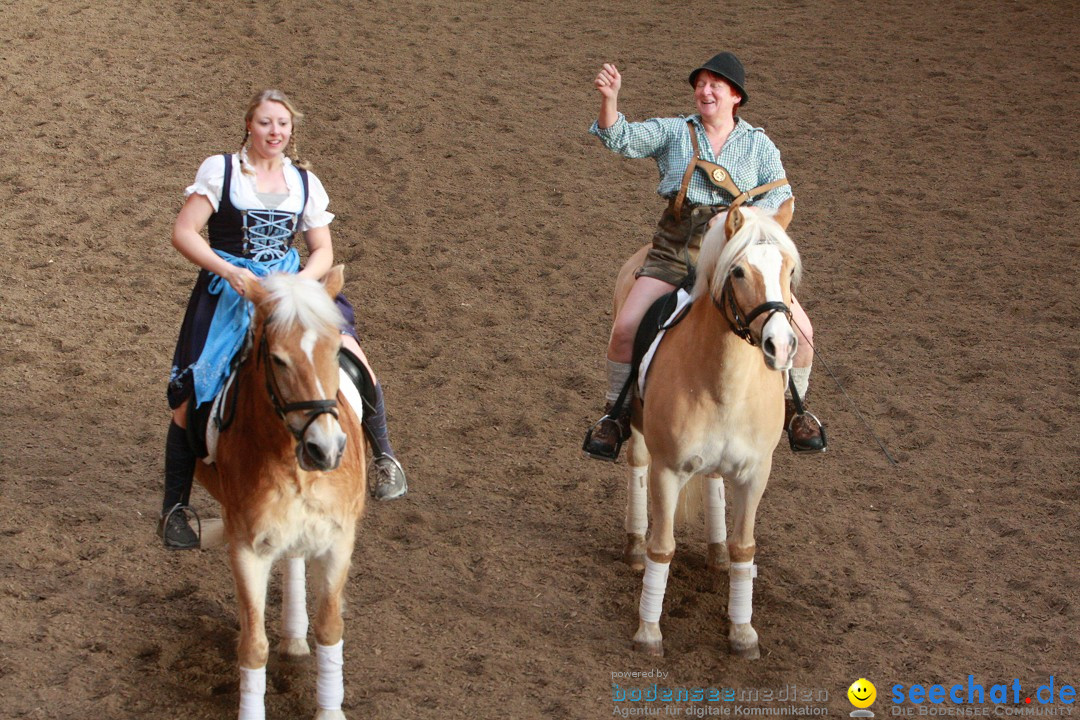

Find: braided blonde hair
<box><xmin>239</xmin><ymin>89</ymin><xmax>312</xmax><ymax>174</ymax></box>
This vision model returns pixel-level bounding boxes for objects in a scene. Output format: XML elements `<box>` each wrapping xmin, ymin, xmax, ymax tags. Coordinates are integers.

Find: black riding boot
<box><xmin>340</xmin><ymin>347</ymin><xmax>408</xmax><ymax>500</ymax></box>
<box><xmin>158</xmin><ymin>421</ymin><xmax>200</xmax><ymax>549</ymax></box>
<box><xmin>362</xmin><ymin>382</ymin><xmax>408</xmax><ymax>500</ymax></box>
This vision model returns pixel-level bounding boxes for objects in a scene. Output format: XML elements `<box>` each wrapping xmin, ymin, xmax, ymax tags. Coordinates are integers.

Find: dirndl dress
<box><xmin>167</xmin><ymin>153</ymin><xmax>357</xmax><ymax>409</ymax></box>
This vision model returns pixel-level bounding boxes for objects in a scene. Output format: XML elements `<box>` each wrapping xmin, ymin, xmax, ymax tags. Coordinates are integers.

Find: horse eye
<box><xmin>732</xmin><ymin>266</ymin><xmax>745</xmax><ymax>279</ymax></box>
<box><xmin>271</xmin><ymin>354</ymin><xmax>288</xmax><ymax>367</ymax></box>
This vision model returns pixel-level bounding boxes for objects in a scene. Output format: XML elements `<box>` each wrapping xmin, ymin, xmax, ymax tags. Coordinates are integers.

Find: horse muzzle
<box><xmin>295</xmin><ymin>419</ymin><xmax>347</xmax><ymax>472</ymax></box>
<box><xmin>760</xmin><ymin>314</ymin><xmax>797</xmax><ymax>372</ymax></box>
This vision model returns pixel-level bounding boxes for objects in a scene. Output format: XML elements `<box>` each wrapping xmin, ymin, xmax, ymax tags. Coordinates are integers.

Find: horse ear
<box><xmin>322</xmin><ymin>264</ymin><xmax>345</xmax><ymax>297</ymax></box>
<box><xmin>725</xmin><ymin>206</ymin><xmax>744</xmax><ymax>239</ymax></box>
<box><xmin>243</xmin><ymin>275</ymin><xmax>266</xmax><ymax>304</ymax></box>
<box><xmin>773</xmin><ymin>197</ymin><xmax>795</xmax><ymax>231</ymax></box>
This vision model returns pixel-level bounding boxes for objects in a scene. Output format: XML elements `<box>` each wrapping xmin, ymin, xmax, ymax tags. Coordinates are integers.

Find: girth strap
<box><xmin>674</xmin><ymin>120</ymin><xmax>788</xmax><ymax>222</ymax></box>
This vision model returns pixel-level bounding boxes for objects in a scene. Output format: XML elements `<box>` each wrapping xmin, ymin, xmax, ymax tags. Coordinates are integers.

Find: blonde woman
<box><xmin>161</xmin><ymin>90</ymin><xmax>407</xmax><ymax>549</ymax></box>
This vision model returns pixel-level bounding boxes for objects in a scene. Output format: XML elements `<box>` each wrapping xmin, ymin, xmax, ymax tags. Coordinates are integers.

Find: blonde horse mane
<box><xmin>261</xmin><ymin>273</ymin><xmax>345</xmax><ymax>336</ymax></box>
<box><xmin>691</xmin><ymin>208</ymin><xmax>803</xmax><ymax>302</ymax></box>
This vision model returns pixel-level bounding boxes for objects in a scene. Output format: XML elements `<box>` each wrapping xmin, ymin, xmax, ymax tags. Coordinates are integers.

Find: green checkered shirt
<box><xmin>589</xmin><ymin>113</ymin><xmax>792</xmax><ymax>208</ymax></box>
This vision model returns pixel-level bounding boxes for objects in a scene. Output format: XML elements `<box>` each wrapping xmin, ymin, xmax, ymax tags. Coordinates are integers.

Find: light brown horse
<box><xmin>196</xmin><ymin>266</ymin><xmax>366</xmax><ymax>720</ymax></box>
<box><xmin>615</xmin><ymin>201</ymin><xmax>800</xmax><ymax>659</ymax></box>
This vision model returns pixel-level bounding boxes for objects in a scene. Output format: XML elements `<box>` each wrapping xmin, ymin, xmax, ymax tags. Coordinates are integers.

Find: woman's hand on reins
<box><xmin>223</xmin><ymin>265</ymin><xmax>260</xmax><ymax>296</ymax></box>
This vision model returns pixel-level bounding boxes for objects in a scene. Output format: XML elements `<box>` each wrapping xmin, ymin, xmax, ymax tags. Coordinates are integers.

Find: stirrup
<box><xmin>369</xmin><ymin>455</ymin><xmax>408</xmax><ymax>500</ymax></box>
<box><xmin>160</xmin><ymin>503</ymin><xmax>202</xmax><ymax>549</ymax></box>
<box><xmin>786</xmin><ymin>411</ymin><xmax>828</xmax><ymax>453</ymax></box>
<box><xmin>582</xmin><ymin>415</ymin><xmax>623</xmax><ymax>462</ymax></box>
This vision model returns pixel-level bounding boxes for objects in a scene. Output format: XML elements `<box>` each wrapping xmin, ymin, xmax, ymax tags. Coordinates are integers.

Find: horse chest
<box><xmin>689</xmin><ymin>434</ymin><xmax>764</xmax><ymax>479</ymax></box>
<box><xmin>666</xmin><ymin>401</ymin><xmax>781</xmax><ymax>479</ymax></box>
<box><xmin>250</xmin><ymin>482</ymin><xmax>351</xmax><ymax>557</ymax></box>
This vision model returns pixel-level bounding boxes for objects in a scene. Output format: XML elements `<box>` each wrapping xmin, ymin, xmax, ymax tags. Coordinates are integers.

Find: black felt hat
<box><xmin>688</xmin><ymin>52</ymin><xmax>748</xmax><ymax>105</ymax></box>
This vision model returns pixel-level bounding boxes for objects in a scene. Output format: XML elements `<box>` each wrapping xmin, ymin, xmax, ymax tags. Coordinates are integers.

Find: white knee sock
<box><xmin>605</xmin><ymin>360</ymin><xmax>632</xmax><ymax>406</ymax></box>
<box><xmin>787</xmin><ymin>364</ymin><xmax>811</xmax><ymax>399</ymax></box>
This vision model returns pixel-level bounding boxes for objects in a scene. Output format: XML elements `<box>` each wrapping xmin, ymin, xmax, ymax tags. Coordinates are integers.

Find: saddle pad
<box><xmin>638</xmin><ymin>288</ymin><xmax>693</xmax><ymax>398</ymax></box>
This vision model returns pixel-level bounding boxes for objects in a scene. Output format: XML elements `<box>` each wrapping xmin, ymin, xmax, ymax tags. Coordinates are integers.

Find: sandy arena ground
<box><xmin>1</xmin><ymin>0</ymin><xmax>1077</xmax><ymax>717</ymax></box>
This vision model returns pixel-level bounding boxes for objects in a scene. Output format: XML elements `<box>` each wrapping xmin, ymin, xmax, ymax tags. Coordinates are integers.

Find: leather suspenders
<box><xmin>673</xmin><ymin>119</ymin><xmax>789</xmax><ymax>222</ymax></box>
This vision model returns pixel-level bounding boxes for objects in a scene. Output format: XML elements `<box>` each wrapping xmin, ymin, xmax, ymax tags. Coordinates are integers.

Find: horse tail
<box><xmin>675</xmin><ymin>474</ymin><xmax>704</xmax><ymax>526</ymax></box>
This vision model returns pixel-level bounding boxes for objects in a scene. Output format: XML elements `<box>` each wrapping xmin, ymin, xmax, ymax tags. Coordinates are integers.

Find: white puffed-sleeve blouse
<box><xmin>184</xmin><ymin>153</ymin><xmax>335</xmax><ymax>231</ymax></box>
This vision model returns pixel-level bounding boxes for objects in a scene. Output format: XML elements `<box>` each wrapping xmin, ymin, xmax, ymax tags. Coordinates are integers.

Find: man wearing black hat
<box><xmin>583</xmin><ymin>52</ymin><xmax>826</xmax><ymax>461</ymax></box>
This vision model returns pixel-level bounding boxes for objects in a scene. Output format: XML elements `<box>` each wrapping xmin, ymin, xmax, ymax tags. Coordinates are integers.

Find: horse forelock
<box><xmin>692</xmin><ymin>208</ymin><xmax>802</xmax><ymax>301</ymax></box>
<box><xmin>260</xmin><ymin>273</ymin><xmax>345</xmax><ymax>337</ymax></box>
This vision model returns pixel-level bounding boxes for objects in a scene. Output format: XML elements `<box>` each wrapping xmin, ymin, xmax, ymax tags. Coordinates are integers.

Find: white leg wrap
<box><xmin>625</xmin><ymin>466</ymin><xmax>648</xmax><ymax>536</ymax></box>
<box><xmin>705</xmin><ymin>477</ymin><xmax>726</xmax><ymax>545</ymax></box>
<box><xmin>605</xmin><ymin>360</ymin><xmax>632</xmax><ymax>405</ymax></box>
<box><xmin>238</xmin><ymin>666</ymin><xmax>266</xmax><ymax>720</ymax></box>
<box><xmin>728</xmin><ymin>561</ymin><xmax>758</xmax><ymax>625</ymax></box>
<box><xmin>788</xmin><ymin>365</ymin><xmax>811</xmax><ymax>399</ymax></box>
<box><xmin>316</xmin><ymin>640</ymin><xmax>345</xmax><ymax>710</ymax></box>
<box><xmin>639</xmin><ymin>558</ymin><xmax>670</xmax><ymax>624</ymax></box>
<box><xmin>282</xmin><ymin>557</ymin><xmax>308</xmax><ymax>641</ymax></box>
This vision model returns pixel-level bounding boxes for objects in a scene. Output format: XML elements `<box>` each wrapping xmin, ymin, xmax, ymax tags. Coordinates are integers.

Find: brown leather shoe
<box><xmin>583</xmin><ymin>403</ymin><xmax>631</xmax><ymax>461</ymax></box>
<box><xmin>784</xmin><ymin>399</ymin><xmax>827</xmax><ymax>453</ymax></box>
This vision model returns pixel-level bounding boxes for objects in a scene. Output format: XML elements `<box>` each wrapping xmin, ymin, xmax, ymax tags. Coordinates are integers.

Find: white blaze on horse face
<box><xmin>297</xmin><ymin>329</ymin><xmax>346</xmax><ymax>469</ymax></box>
<box><xmin>746</xmin><ymin>245</ymin><xmax>797</xmax><ymax>371</ymax></box>
<box><xmin>300</xmin><ymin>329</ymin><xmax>326</xmax><ymax>398</ymax></box>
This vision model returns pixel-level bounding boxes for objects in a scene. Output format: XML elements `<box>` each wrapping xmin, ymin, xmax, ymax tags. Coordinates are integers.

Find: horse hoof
<box><xmin>730</xmin><ymin>642</ymin><xmax>760</xmax><ymax>660</ymax></box>
<box><xmin>632</xmin><ymin>639</ymin><xmax>664</xmax><ymax>657</ymax></box>
<box><xmin>706</xmin><ymin>543</ymin><xmax>729</xmax><ymax>572</ymax></box>
<box><xmin>623</xmin><ymin>551</ymin><xmax>646</xmax><ymax>572</ymax></box>
<box><xmin>278</xmin><ymin>637</ymin><xmax>310</xmax><ymax>657</ymax></box>
<box><xmin>314</xmin><ymin>710</ymin><xmax>346</xmax><ymax>720</ymax></box>
<box><xmin>623</xmin><ymin>534</ymin><xmax>647</xmax><ymax>571</ymax></box>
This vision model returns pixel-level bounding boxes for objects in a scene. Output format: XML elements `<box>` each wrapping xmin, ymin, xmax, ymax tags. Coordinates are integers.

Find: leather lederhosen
<box><xmin>635</xmin><ymin>120</ymin><xmax>789</xmax><ymax>286</ymax></box>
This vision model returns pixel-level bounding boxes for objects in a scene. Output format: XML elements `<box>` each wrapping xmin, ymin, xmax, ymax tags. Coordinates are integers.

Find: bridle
<box><xmin>258</xmin><ymin>332</ymin><xmax>339</xmax><ymax>442</ymax></box>
<box><xmin>714</xmin><ymin>268</ymin><xmax>791</xmax><ymax>347</ymax></box>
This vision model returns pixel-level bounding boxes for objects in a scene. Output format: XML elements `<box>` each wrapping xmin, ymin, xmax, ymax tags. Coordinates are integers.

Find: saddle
<box><xmin>605</xmin><ymin>286</ymin><xmax>695</xmax><ymax>424</ymax></box>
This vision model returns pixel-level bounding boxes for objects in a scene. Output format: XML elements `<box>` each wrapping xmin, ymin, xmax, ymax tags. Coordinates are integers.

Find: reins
<box><xmin>784</xmin><ymin>314</ymin><xmax>899</xmax><ymax>466</ymax></box>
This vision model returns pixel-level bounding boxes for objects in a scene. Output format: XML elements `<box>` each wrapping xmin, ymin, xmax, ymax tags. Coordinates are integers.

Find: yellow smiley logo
<box><xmin>848</xmin><ymin>678</ymin><xmax>877</xmax><ymax>708</ymax></box>
<box><xmin>712</xmin><ymin>168</ymin><xmax>727</xmax><ymax>183</ymax></box>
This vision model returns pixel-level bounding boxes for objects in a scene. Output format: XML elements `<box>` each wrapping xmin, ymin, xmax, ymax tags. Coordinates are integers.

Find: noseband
<box><xmin>715</xmin><ymin>274</ymin><xmax>790</xmax><ymax>347</ymax></box>
<box><xmin>258</xmin><ymin>333</ymin><xmax>339</xmax><ymax>441</ymax></box>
